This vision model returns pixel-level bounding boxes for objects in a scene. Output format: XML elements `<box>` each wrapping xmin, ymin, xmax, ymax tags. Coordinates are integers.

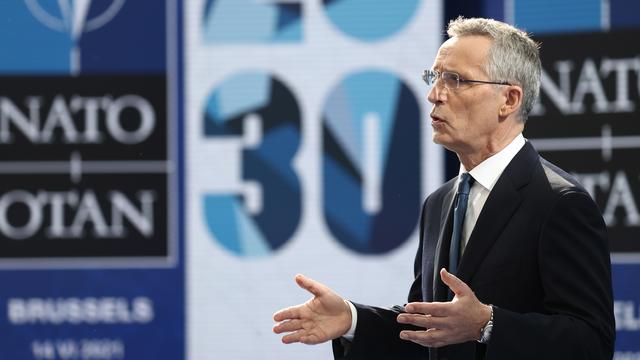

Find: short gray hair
<box><xmin>447</xmin><ymin>17</ymin><xmax>541</xmax><ymax>122</ymax></box>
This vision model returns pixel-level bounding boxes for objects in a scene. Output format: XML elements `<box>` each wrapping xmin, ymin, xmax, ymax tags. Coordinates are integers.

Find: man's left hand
<box><xmin>396</xmin><ymin>268</ymin><xmax>492</xmax><ymax>348</ymax></box>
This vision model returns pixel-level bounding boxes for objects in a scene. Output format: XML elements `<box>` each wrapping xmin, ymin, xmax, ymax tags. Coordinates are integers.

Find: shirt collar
<box><xmin>459</xmin><ymin>133</ymin><xmax>526</xmax><ymax>191</ymax></box>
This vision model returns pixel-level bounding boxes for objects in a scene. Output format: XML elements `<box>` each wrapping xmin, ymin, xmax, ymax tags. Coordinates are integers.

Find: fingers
<box><xmin>404</xmin><ymin>302</ymin><xmax>449</xmax><ymax>317</ymax></box>
<box><xmin>273</xmin><ymin>319</ymin><xmax>303</xmax><ymax>334</ymax></box>
<box><xmin>440</xmin><ymin>268</ymin><xmax>469</xmax><ymax>297</ymax></box>
<box><xmin>397</xmin><ymin>313</ymin><xmax>449</xmax><ymax>329</ymax></box>
<box><xmin>275</xmin><ymin>274</ymin><xmax>342</xmax><ymax>346</ymax></box>
<box><xmin>399</xmin><ymin>328</ymin><xmax>448</xmax><ymax>348</ymax></box>
<box><xmin>273</xmin><ymin>318</ymin><xmax>319</xmax><ymax>345</ymax></box>
<box><xmin>274</xmin><ymin>274</ymin><xmax>323</xmax><ymax>322</ymax></box>
<box><xmin>273</xmin><ymin>305</ymin><xmax>302</xmax><ymax>322</ymax></box>
<box><xmin>281</xmin><ymin>330</ymin><xmax>303</xmax><ymax>344</ymax></box>
<box><xmin>281</xmin><ymin>331</ymin><xmax>322</xmax><ymax>345</ymax></box>
<box><xmin>294</xmin><ymin>274</ymin><xmax>326</xmax><ymax>297</ymax></box>
<box><xmin>273</xmin><ymin>317</ymin><xmax>307</xmax><ymax>345</ymax></box>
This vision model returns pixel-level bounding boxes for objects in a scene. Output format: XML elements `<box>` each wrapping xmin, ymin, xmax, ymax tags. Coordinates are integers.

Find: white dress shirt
<box><xmin>343</xmin><ymin>133</ymin><xmax>527</xmax><ymax>341</ymax></box>
<box><xmin>460</xmin><ymin>133</ymin><xmax>526</xmax><ymax>252</ymax></box>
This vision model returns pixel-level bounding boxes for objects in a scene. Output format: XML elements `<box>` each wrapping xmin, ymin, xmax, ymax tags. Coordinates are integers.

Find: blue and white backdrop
<box><xmin>0</xmin><ymin>1</ymin><xmax>639</xmax><ymax>359</ymax></box>
<box><xmin>186</xmin><ymin>0</ymin><xmax>442</xmax><ymax>358</ymax></box>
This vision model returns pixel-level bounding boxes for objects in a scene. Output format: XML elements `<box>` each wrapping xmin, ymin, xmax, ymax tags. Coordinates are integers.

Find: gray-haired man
<box><xmin>273</xmin><ymin>17</ymin><xmax>615</xmax><ymax>360</ymax></box>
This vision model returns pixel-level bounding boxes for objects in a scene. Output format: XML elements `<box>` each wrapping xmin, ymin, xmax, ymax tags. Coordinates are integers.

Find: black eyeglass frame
<box><xmin>422</xmin><ymin>69</ymin><xmax>512</xmax><ymax>89</ymax></box>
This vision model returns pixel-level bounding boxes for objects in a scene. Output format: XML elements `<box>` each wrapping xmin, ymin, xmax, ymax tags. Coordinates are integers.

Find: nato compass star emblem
<box><xmin>25</xmin><ymin>0</ymin><xmax>125</xmax><ymax>75</ymax></box>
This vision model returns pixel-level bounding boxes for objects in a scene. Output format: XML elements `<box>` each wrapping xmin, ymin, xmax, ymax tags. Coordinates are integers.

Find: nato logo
<box><xmin>0</xmin><ymin>0</ymin><xmax>166</xmax><ymax>74</ymax></box>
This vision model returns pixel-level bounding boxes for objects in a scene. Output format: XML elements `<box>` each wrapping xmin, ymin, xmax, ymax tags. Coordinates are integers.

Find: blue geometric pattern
<box><xmin>323</xmin><ymin>0</ymin><xmax>419</xmax><ymax>41</ymax></box>
<box><xmin>204</xmin><ymin>195</ymin><xmax>271</xmax><ymax>257</ymax></box>
<box><xmin>203</xmin><ymin>72</ymin><xmax>302</xmax><ymax>257</ymax></box>
<box><xmin>514</xmin><ymin>0</ymin><xmax>602</xmax><ymax>34</ymax></box>
<box><xmin>322</xmin><ymin>70</ymin><xmax>422</xmax><ymax>254</ymax></box>
<box><xmin>203</xmin><ymin>0</ymin><xmax>302</xmax><ymax>43</ymax></box>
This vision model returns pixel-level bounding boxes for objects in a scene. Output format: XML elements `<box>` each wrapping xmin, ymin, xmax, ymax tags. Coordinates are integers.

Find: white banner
<box><xmin>186</xmin><ymin>0</ymin><xmax>443</xmax><ymax>358</ymax></box>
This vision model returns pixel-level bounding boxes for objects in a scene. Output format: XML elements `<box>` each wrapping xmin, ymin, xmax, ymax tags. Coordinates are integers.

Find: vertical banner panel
<box><xmin>613</xmin><ymin>264</ymin><xmax>640</xmax><ymax>356</ymax></box>
<box><xmin>0</xmin><ymin>1</ymin><xmax>182</xmax><ymax>359</ymax></box>
<box><xmin>526</xmin><ymin>30</ymin><xmax>640</xmax><ymax>356</ymax></box>
<box><xmin>186</xmin><ymin>0</ymin><xmax>442</xmax><ymax>358</ymax></box>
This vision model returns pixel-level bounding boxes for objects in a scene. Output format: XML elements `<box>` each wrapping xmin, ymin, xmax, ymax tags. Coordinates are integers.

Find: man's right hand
<box><xmin>272</xmin><ymin>274</ymin><xmax>352</xmax><ymax>345</ymax></box>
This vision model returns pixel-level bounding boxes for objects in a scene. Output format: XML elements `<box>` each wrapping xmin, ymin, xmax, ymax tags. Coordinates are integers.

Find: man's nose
<box><xmin>427</xmin><ymin>83</ymin><xmax>446</xmax><ymax>104</ymax></box>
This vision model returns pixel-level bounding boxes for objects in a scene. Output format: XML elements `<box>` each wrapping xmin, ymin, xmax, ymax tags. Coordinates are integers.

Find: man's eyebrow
<box><xmin>434</xmin><ymin>67</ymin><xmax>458</xmax><ymax>73</ymax></box>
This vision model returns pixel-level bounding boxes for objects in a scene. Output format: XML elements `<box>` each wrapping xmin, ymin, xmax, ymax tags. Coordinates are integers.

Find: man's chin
<box><xmin>431</xmin><ymin>133</ymin><xmax>448</xmax><ymax>146</ymax></box>
<box><xmin>432</xmin><ymin>135</ymin><xmax>459</xmax><ymax>152</ymax></box>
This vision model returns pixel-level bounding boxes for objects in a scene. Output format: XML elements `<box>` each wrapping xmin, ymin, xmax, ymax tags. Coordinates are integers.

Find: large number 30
<box><xmin>202</xmin><ymin>70</ymin><xmax>421</xmax><ymax>257</ymax></box>
<box><xmin>201</xmin><ymin>0</ymin><xmax>422</xmax><ymax>256</ymax></box>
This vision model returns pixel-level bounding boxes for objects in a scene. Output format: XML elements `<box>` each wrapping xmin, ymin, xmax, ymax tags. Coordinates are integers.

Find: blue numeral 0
<box><xmin>322</xmin><ymin>70</ymin><xmax>422</xmax><ymax>254</ymax></box>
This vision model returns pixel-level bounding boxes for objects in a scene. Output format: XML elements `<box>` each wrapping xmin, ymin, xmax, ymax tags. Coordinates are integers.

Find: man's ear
<box><xmin>499</xmin><ymin>85</ymin><xmax>524</xmax><ymax>117</ymax></box>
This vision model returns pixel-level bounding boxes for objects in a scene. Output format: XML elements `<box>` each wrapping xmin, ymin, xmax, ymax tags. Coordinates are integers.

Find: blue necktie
<box><xmin>449</xmin><ymin>172</ymin><xmax>474</xmax><ymax>277</ymax></box>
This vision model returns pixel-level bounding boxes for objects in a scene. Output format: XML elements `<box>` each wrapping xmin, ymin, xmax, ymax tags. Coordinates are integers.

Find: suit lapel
<box><xmin>431</xmin><ymin>184</ymin><xmax>456</xmax><ymax>301</ymax></box>
<box><xmin>457</xmin><ymin>142</ymin><xmax>538</xmax><ymax>284</ymax></box>
<box><xmin>456</xmin><ymin>177</ymin><xmax>521</xmax><ymax>284</ymax></box>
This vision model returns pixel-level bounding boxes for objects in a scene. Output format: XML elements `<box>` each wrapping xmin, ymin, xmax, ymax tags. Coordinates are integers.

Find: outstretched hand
<box><xmin>273</xmin><ymin>274</ymin><xmax>352</xmax><ymax>345</ymax></box>
<box><xmin>396</xmin><ymin>268</ymin><xmax>492</xmax><ymax>348</ymax></box>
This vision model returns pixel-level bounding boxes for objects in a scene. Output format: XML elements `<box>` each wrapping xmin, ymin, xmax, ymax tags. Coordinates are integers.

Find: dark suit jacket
<box><xmin>333</xmin><ymin>142</ymin><xmax>615</xmax><ymax>360</ymax></box>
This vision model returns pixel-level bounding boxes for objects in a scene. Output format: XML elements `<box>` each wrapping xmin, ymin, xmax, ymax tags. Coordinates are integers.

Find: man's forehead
<box><xmin>430</xmin><ymin>40</ymin><xmax>458</xmax><ymax>70</ymax></box>
<box><xmin>432</xmin><ymin>36</ymin><xmax>491</xmax><ymax>71</ymax></box>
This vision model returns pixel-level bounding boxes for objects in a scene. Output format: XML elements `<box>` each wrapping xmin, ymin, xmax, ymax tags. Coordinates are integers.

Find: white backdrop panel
<box><xmin>186</xmin><ymin>0</ymin><xmax>443</xmax><ymax>358</ymax></box>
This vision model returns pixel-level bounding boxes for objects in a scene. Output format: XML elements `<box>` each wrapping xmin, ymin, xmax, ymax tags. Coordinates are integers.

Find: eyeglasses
<box><xmin>422</xmin><ymin>69</ymin><xmax>511</xmax><ymax>90</ymax></box>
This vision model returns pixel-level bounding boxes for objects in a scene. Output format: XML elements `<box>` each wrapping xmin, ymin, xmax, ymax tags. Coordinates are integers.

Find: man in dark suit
<box><xmin>273</xmin><ymin>17</ymin><xmax>615</xmax><ymax>359</ymax></box>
